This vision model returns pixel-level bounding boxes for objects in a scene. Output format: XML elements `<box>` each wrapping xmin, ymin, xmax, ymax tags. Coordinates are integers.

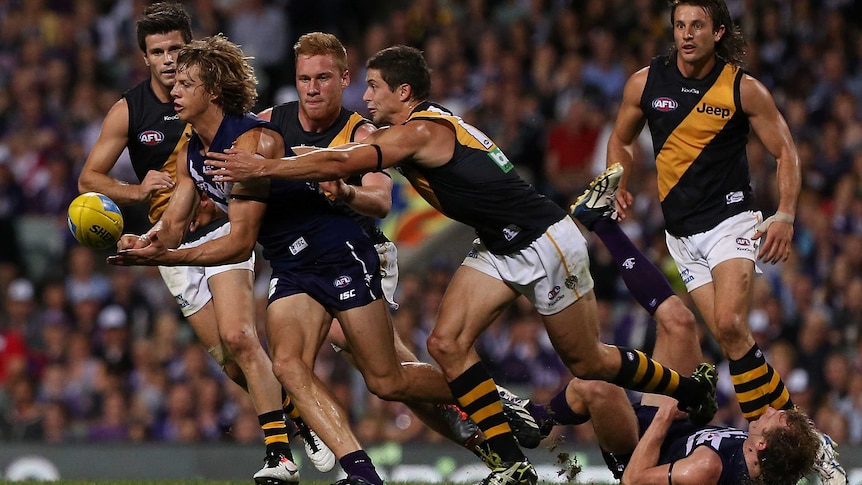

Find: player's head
<box><xmin>364</xmin><ymin>45</ymin><xmax>431</xmax><ymax>125</ymax></box>
<box><xmin>136</xmin><ymin>2</ymin><xmax>192</xmax><ymax>53</ymax></box>
<box><xmin>173</xmin><ymin>34</ymin><xmax>257</xmax><ymax>118</ymax></box>
<box><xmin>136</xmin><ymin>2</ymin><xmax>191</xmax><ymax>89</ymax></box>
<box><xmin>747</xmin><ymin>407</ymin><xmax>818</xmax><ymax>485</ymax></box>
<box><xmin>668</xmin><ymin>0</ymin><xmax>745</xmax><ymax>67</ymax></box>
<box><xmin>293</xmin><ymin>32</ymin><xmax>349</xmax><ymax>123</ymax></box>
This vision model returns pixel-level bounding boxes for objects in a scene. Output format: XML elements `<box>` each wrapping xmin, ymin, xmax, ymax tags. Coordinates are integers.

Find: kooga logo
<box><xmin>652</xmin><ymin>97</ymin><xmax>678</xmax><ymax>112</ymax></box>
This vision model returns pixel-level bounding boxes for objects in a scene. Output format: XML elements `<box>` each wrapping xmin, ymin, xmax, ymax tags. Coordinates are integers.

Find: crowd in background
<box><xmin>1</xmin><ymin>0</ymin><xmax>862</xmax><ymax>452</ymax></box>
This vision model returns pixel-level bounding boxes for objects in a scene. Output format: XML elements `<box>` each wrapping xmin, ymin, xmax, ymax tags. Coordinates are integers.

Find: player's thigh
<box><xmin>266</xmin><ymin>293</ymin><xmax>331</xmax><ymax>366</ymax></box>
<box><xmin>185</xmin><ymin>302</ymin><xmax>221</xmax><ymax>350</ymax></box>
<box><xmin>333</xmin><ymin>299</ymin><xmax>402</xmax><ymax>379</ymax></box>
<box><xmin>207</xmin><ymin>268</ymin><xmax>256</xmax><ymax>333</ymax></box>
<box><xmin>541</xmin><ymin>290</ymin><xmax>605</xmax><ymax>366</ymax></box>
<box><xmin>433</xmin><ymin>265</ymin><xmax>518</xmax><ymax>347</ymax></box>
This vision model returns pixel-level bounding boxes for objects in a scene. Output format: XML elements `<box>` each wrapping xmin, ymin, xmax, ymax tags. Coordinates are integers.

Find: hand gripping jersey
<box><xmin>124</xmin><ymin>80</ymin><xmax>193</xmax><ymax>223</ymax></box>
<box><xmin>268</xmin><ymin>102</ymin><xmax>389</xmax><ymax>245</ymax></box>
<box><xmin>640</xmin><ymin>56</ymin><xmax>754</xmax><ymax>237</ymax></box>
<box><xmin>399</xmin><ymin>102</ymin><xmax>565</xmax><ymax>254</ymax></box>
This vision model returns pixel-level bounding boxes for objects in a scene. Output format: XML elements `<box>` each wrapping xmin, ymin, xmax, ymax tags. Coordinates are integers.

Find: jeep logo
<box><xmin>696</xmin><ymin>103</ymin><xmax>731</xmax><ymax>118</ymax></box>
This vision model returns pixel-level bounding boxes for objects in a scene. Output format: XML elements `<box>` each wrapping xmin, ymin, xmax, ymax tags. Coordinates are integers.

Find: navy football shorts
<box><xmin>268</xmin><ymin>240</ymin><xmax>384</xmax><ymax>312</ymax></box>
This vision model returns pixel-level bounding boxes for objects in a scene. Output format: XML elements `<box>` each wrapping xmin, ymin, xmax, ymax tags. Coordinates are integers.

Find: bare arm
<box><xmin>109</xmin><ymin>127</ymin><xmax>281</xmax><ymax>266</ymax></box>
<box><xmin>204</xmin><ymin>120</ymin><xmax>447</xmax><ymax>182</ymax></box>
<box><xmin>318</xmin><ymin>122</ymin><xmax>393</xmax><ymax>218</ymax></box>
<box><xmin>742</xmin><ymin>74</ymin><xmax>800</xmax><ymax>264</ymax></box>
<box><xmin>622</xmin><ymin>400</ymin><xmax>721</xmax><ymax>485</ymax></box>
<box><xmin>78</xmin><ymin>98</ymin><xmax>174</xmax><ymax>202</ymax></box>
<box><xmin>608</xmin><ymin>67</ymin><xmax>649</xmax><ymax>219</ymax></box>
<box><xmin>112</xmin><ymin>142</ymin><xmax>199</xmax><ymax>253</ymax></box>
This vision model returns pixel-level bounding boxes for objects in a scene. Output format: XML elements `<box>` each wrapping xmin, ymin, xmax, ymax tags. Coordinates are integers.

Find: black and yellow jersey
<box><xmin>399</xmin><ymin>102</ymin><xmax>565</xmax><ymax>254</ymax></box>
<box><xmin>641</xmin><ymin>56</ymin><xmax>753</xmax><ymax>237</ymax></box>
<box><xmin>124</xmin><ymin>79</ymin><xmax>192</xmax><ymax>223</ymax></box>
<box><xmin>269</xmin><ymin>101</ymin><xmax>389</xmax><ymax>244</ymax></box>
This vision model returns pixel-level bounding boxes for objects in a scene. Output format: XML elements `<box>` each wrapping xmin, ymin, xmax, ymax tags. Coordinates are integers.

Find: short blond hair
<box><xmin>293</xmin><ymin>32</ymin><xmax>348</xmax><ymax>74</ymax></box>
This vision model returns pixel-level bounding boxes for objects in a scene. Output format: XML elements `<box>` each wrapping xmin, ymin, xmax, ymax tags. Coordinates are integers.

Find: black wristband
<box><xmin>668</xmin><ymin>461</ymin><xmax>675</xmax><ymax>485</ymax></box>
<box><xmin>371</xmin><ymin>144</ymin><xmax>383</xmax><ymax>172</ymax></box>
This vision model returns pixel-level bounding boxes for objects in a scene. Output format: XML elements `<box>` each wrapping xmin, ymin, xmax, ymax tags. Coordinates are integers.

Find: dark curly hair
<box><xmin>668</xmin><ymin>0</ymin><xmax>746</xmax><ymax>67</ymax></box>
<box><xmin>176</xmin><ymin>34</ymin><xmax>258</xmax><ymax>116</ymax></box>
<box><xmin>135</xmin><ymin>2</ymin><xmax>192</xmax><ymax>53</ymax></box>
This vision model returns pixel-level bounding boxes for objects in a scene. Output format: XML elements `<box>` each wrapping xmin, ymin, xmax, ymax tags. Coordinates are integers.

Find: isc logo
<box><xmin>139</xmin><ymin>130</ymin><xmax>165</xmax><ymax>145</ymax></box>
<box><xmin>89</xmin><ymin>225</ymin><xmax>114</xmax><ymax>241</ymax></box>
<box><xmin>651</xmin><ymin>97</ymin><xmax>678</xmax><ymax>112</ymax></box>
<box><xmin>339</xmin><ymin>289</ymin><xmax>356</xmax><ymax>301</ymax></box>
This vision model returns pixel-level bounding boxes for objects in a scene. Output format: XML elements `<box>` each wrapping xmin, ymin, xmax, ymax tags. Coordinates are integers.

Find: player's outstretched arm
<box><xmin>204</xmin><ymin>121</ymin><xmax>432</xmax><ymax>183</ymax></box>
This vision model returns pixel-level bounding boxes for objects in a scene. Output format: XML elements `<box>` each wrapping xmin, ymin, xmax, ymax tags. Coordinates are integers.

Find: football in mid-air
<box><xmin>67</xmin><ymin>192</ymin><xmax>124</xmax><ymax>250</ymax></box>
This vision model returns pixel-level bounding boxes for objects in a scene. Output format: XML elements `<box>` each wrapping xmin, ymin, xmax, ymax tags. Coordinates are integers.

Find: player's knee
<box><xmin>219</xmin><ymin>326</ymin><xmax>259</xmax><ymax>360</ymax></box>
<box><xmin>714</xmin><ymin>317</ymin><xmax>749</xmax><ymax>347</ymax></box>
<box><xmin>364</xmin><ymin>375</ymin><xmax>405</xmax><ymax>401</ymax></box>
<box><xmin>574</xmin><ymin>379</ymin><xmax>618</xmax><ymax>406</ymax></box>
<box><xmin>270</xmin><ymin>354</ymin><xmax>309</xmax><ymax>385</ymax></box>
<box><xmin>426</xmin><ymin>332</ymin><xmax>464</xmax><ymax>363</ymax></box>
<box><xmin>656</xmin><ymin>301</ymin><xmax>697</xmax><ymax>338</ymax></box>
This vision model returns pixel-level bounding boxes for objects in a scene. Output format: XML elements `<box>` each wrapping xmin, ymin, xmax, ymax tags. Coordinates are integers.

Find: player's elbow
<box><xmin>77</xmin><ymin>173</ymin><xmax>94</xmax><ymax>193</ymax></box>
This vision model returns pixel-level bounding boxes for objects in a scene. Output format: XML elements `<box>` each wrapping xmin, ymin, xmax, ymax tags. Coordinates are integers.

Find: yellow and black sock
<box><xmin>259</xmin><ymin>409</ymin><xmax>292</xmax><ymax>456</ymax></box>
<box><xmin>613</xmin><ymin>347</ymin><xmax>684</xmax><ymax>396</ymax></box>
<box><xmin>449</xmin><ymin>362</ymin><xmax>523</xmax><ymax>464</ymax></box>
<box><xmin>729</xmin><ymin>344</ymin><xmax>792</xmax><ymax>420</ymax></box>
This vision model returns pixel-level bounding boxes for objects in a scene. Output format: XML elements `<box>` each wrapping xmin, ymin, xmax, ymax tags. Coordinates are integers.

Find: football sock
<box><xmin>258</xmin><ymin>410</ymin><xmax>292</xmax><ymax>456</ymax></box>
<box><xmin>593</xmin><ymin>218</ymin><xmax>675</xmax><ymax>315</ymax></box>
<box><xmin>339</xmin><ymin>450</ymin><xmax>383</xmax><ymax>485</ymax></box>
<box><xmin>536</xmin><ymin>387</ymin><xmax>588</xmax><ymax>426</ymax></box>
<box><xmin>449</xmin><ymin>362</ymin><xmax>524</xmax><ymax>463</ymax></box>
<box><xmin>729</xmin><ymin>343</ymin><xmax>793</xmax><ymax>420</ymax></box>
<box><xmin>613</xmin><ymin>347</ymin><xmax>703</xmax><ymax>403</ymax></box>
<box><xmin>282</xmin><ymin>391</ymin><xmax>306</xmax><ymax>431</ymax></box>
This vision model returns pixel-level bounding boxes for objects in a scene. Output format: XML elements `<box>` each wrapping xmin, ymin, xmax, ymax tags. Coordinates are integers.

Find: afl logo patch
<box><xmin>651</xmin><ymin>97</ymin><xmax>678</xmax><ymax>112</ymax></box>
<box><xmin>139</xmin><ymin>130</ymin><xmax>165</xmax><ymax>145</ymax></box>
<box><xmin>333</xmin><ymin>275</ymin><xmax>352</xmax><ymax>288</ymax></box>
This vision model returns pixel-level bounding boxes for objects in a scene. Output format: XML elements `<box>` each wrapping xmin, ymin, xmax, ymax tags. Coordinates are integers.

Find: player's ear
<box><xmin>714</xmin><ymin>24</ymin><xmax>726</xmax><ymax>42</ymax></box>
<box><xmin>398</xmin><ymin>83</ymin><xmax>412</xmax><ymax>102</ymax></box>
<box><xmin>342</xmin><ymin>69</ymin><xmax>350</xmax><ymax>88</ymax></box>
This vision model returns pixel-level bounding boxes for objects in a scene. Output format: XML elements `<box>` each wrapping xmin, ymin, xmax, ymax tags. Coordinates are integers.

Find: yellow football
<box><xmin>67</xmin><ymin>192</ymin><xmax>124</xmax><ymax>250</ymax></box>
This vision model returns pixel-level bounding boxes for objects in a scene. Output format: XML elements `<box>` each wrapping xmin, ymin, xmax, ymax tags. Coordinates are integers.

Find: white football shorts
<box><xmin>461</xmin><ymin>216</ymin><xmax>594</xmax><ymax>315</ymax></box>
<box><xmin>666</xmin><ymin>210</ymin><xmax>763</xmax><ymax>292</ymax></box>
<box><xmin>158</xmin><ymin>222</ymin><xmax>255</xmax><ymax>317</ymax></box>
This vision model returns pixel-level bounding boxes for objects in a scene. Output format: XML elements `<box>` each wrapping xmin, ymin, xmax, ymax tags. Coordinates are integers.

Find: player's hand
<box><xmin>139</xmin><ymin>170</ymin><xmax>174</xmax><ymax>200</ymax></box>
<box><xmin>108</xmin><ymin>233</ymin><xmax>168</xmax><ymax>266</ymax></box>
<box><xmin>615</xmin><ymin>188</ymin><xmax>634</xmax><ymax>220</ymax></box>
<box><xmin>116</xmin><ymin>233</ymin><xmax>149</xmax><ymax>251</ymax></box>
<box><xmin>655</xmin><ymin>397</ymin><xmax>688</xmax><ymax>423</ymax></box>
<box><xmin>753</xmin><ymin>213</ymin><xmax>794</xmax><ymax>265</ymax></box>
<box><xmin>205</xmin><ymin>148</ymin><xmax>265</xmax><ymax>182</ymax></box>
<box><xmin>319</xmin><ymin>179</ymin><xmax>354</xmax><ymax>202</ymax></box>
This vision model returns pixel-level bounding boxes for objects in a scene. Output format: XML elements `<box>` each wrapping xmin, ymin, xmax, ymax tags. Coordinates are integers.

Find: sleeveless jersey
<box><xmin>640</xmin><ymin>56</ymin><xmax>753</xmax><ymax>237</ymax></box>
<box><xmin>634</xmin><ymin>404</ymin><xmax>748</xmax><ymax>484</ymax></box>
<box><xmin>400</xmin><ymin>102</ymin><xmax>565</xmax><ymax>254</ymax></box>
<box><xmin>663</xmin><ymin>427</ymin><xmax>748</xmax><ymax>484</ymax></box>
<box><xmin>269</xmin><ymin>102</ymin><xmax>389</xmax><ymax>244</ymax></box>
<box><xmin>123</xmin><ymin>79</ymin><xmax>193</xmax><ymax>223</ymax></box>
<box><xmin>188</xmin><ymin>113</ymin><xmax>371</xmax><ymax>273</ymax></box>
